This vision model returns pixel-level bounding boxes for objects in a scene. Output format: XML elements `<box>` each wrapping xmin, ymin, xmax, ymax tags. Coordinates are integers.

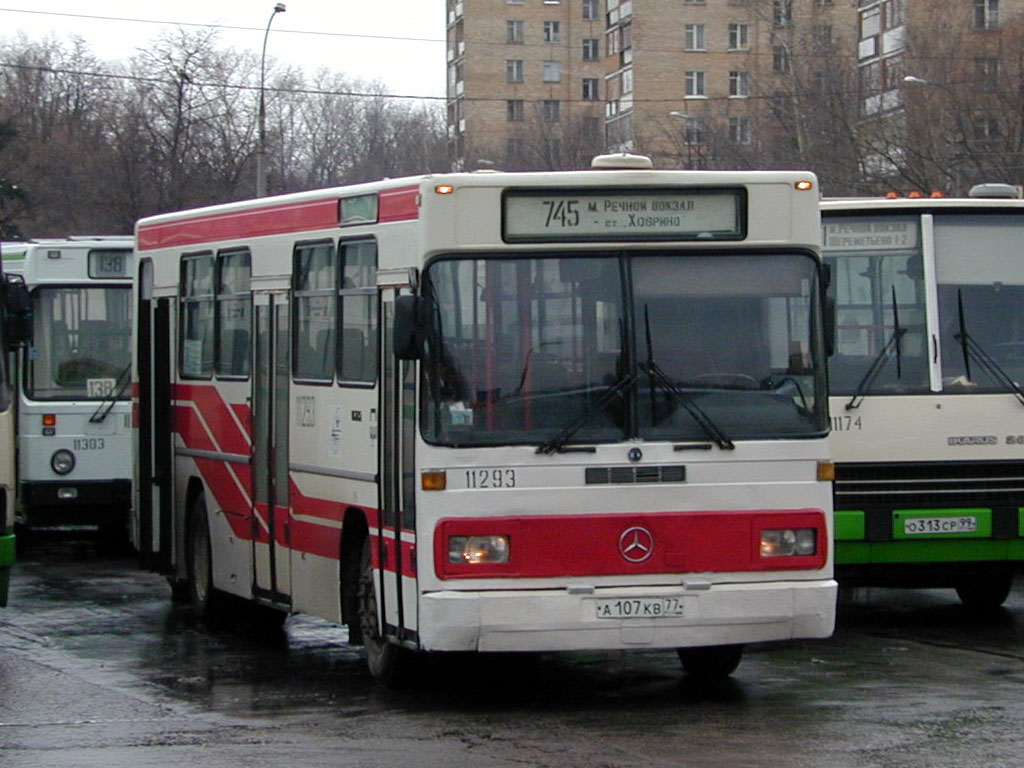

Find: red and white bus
<box><xmin>133</xmin><ymin>155</ymin><xmax>836</xmax><ymax>683</ymax></box>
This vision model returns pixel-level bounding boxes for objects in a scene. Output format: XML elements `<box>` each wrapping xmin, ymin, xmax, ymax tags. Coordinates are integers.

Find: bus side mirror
<box><xmin>3</xmin><ymin>274</ymin><xmax>32</xmax><ymax>349</ymax></box>
<box><xmin>394</xmin><ymin>294</ymin><xmax>425</xmax><ymax>361</ymax></box>
<box><xmin>824</xmin><ymin>297</ymin><xmax>836</xmax><ymax>358</ymax></box>
<box><xmin>820</xmin><ymin>263</ymin><xmax>835</xmax><ymax>358</ymax></box>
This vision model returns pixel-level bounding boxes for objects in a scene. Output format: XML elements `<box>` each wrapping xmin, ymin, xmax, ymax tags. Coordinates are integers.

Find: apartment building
<box><xmin>447</xmin><ymin>1</ymin><xmax>1024</xmax><ymax>178</ymax></box>
<box><xmin>446</xmin><ymin>0</ymin><xmax>607</xmax><ymax>170</ymax></box>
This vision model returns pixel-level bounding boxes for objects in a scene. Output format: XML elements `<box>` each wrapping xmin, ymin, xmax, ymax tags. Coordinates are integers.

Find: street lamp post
<box><xmin>256</xmin><ymin>3</ymin><xmax>286</xmax><ymax>198</ymax></box>
<box><xmin>668</xmin><ymin>111</ymin><xmax>696</xmax><ymax>168</ymax></box>
<box><xmin>903</xmin><ymin>75</ymin><xmax>966</xmax><ymax>191</ymax></box>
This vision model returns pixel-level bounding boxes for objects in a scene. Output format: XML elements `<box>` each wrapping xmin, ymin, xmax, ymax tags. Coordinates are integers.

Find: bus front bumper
<box><xmin>417</xmin><ymin>578</ymin><xmax>837</xmax><ymax>653</ymax></box>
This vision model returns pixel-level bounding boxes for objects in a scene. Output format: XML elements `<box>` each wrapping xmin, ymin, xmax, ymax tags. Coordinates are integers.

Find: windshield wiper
<box><xmin>641</xmin><ymin>361</ymin><xmax>735</xmax><ymax>450</ymax></box>
<box><xmin>536</xmin><ymin>370</ymin><xmax>637</xmax><ymax>455</ymax></box>
<box><xmin>89</xmin><ymin>363</ymin><xmax>132</xmax><ymax>423</ymax></box>
<box><xmin>642</xmin><ymin>306</ymin><xmax>734</xmax><ymax>450</ymax></box>
<box><xmin>953</xmin><ymin>289</ymin><xmax>1024</xmax><ymax>406</ymax></box>
<box><xmin>845</xmin><ymin>286</ymin><xmax>906</xmax><ymax>410</ymax></box>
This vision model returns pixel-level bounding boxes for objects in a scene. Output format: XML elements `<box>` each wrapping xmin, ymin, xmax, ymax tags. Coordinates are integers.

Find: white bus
<box><xmin>5</xmin><ymin>238</ymin><xmax>134</xmax><ymax>542</ymax></box>
<box><xmin>822</xmin><ymin>187</ymin><xmax>1024</xmax><ymax>607</ymax></box>
<box><xmin>134</xmin><ymin>156</ymin><xmax>836</xmax><ymax>683</ymax></box>
<box><xmin>1</xmin><ymin>247</ymin><xmax>30</xmax><ymax>605</ymax></box>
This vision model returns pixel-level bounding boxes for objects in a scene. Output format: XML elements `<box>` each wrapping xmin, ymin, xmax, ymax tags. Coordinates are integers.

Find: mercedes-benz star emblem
<box><xmin>619</xmin><ymin>526</ymin><xmax>654</xmax><ymax>563</ymax></box>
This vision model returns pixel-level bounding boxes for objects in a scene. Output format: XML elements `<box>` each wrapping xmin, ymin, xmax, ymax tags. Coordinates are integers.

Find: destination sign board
<box><xmin>822</xmin><ymin>217</ymin><xmax>918</xmax><ymax>251</ymax></box>
<box><xmin>503</xmin><ymin>188</ymin><xmax>745</xmax><ymax>242</ymax></box>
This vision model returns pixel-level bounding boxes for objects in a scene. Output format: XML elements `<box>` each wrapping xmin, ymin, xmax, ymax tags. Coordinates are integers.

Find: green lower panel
<box><xmin>0</xmin><ymin>532</ymin><xmax>14</xmax><ymax>607</ymax></box>
<box><xmin>834</xmin><ymin>510</ymin><xmax>865</xmax><ymax>541</ymax></box>
<box><xmin>835</xmin><ymin>539</ymin><xmax>1017</xmax><ymax>566</ymax></box>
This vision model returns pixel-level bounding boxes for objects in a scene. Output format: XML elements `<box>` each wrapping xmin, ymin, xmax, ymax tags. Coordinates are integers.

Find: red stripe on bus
<box><xmin>434</xmin><ymin>509</ymin><xmax>828</xmax><ymax>579</ymax></box>
<box><xmin>137</xmin><ymin>197</ymin><xmax>341</xmax><ymax>250</ymax></box>
<box><xmin>230</xmin><ymin>403</ymin><xmax>253</xmax><ymax>440</ymax></box>
<box><xmin>176</xmin><ymin>384</ymin><xmax>251</xmax><ymax>456</ymax></box>
<box><xmin>378</xmin><ymin>186</ymin><xmax>419</xmax><ymax>222</ymax></box>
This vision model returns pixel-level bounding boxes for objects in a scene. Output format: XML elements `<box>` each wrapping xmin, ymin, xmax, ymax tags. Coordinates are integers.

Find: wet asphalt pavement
<box><xmin>2</xmin><ymin>534</ymin><xmax>1024</xmax><ymax>768</ymax></box>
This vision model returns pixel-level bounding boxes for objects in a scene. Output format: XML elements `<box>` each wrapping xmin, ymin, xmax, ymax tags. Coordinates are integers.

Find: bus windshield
<box><xmin>824</xmin><ymin>215</ymin><xmax>930</xmax><ymax>396</ymax></box>
<box><xmin>26</xmin><ymin>286</ymin><xmax>132</xmax><ymax>400</ymax></box>
<box><xmin>934</xmin><ymin>215</ymin><xmax>1024</xmax><ymax>393</ymax></box>
<box><xmin>421</xmin><ymin>251</ymin><xmax>827</xmax><ymax>448</ymax></box>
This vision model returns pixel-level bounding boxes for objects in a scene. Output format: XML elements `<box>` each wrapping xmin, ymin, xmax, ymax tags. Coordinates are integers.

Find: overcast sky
<box><xmin>0</xmin><ymin>1</ymin><xmax>447</xmax><ymax>98</ymax></box>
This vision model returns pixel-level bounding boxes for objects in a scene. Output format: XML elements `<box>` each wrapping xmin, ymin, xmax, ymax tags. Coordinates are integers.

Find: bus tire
<box><xmin>187</xmin><ymin>494</ymin><xmax>232</xmax><ymax>628</ymax></box>
<box><xmin>357</xmin><ymin>537</ymin><xmax>417</xmax><ymax>687</ymax></box>
<box><xmin>955</xmin><ymin>575</ymin><xmax>1013</xmax><ymax>610</ymax></box>
<box><xmin>677</xmin><ymin>644</ymin><xmax>744</xmax><ymax>680</ymax></box>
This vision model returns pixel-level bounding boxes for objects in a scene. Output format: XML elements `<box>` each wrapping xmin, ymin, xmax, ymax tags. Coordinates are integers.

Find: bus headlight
<box><xmin>760</xmin><ymin>528</ymin><xmax>816</xmax><ymax>557</ymax></box>
<box><xmin>448</xmin><ymin>535</ymin><xmax>510</xmax><ymax>564</ymax></box>
<box><xmin>51</xmin><ymin>449</ymin><xmax>76</xmax><ymax>475</ymax></box>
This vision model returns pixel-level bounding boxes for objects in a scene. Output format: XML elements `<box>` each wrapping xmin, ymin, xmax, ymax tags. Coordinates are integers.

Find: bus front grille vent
<box><xmin>585</xmin><ymin>465</ymin><xmax>686</xmax><ymax>485</ymax></box>
<box><xmin>834</xmin><ymin>460</ymin><xmax>1024</xmax><ymax>510</ymax></box>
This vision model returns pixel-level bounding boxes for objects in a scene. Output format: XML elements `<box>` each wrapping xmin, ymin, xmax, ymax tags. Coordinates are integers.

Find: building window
<box><xmin>507</xmin><ymin>20</ymin><xmax>524</xmax><ymax>44</ymax></box>
<box><xmin>543</xmin><ymin>99</ymin><xmax>561</xmax><ymax>121</ymax></box>
<box><xmin>542</xmin><ymin>60</ymin><xmax>561</xmax><ymax>82</ymax></box>
<box><xmin>684</xmin><ymin>117</ymin><xmax>706</xmax><ymax>144</ymax></box>
<box><xmin>884</xmin><ymin>0</ymin><xmax>906</xmax><ymax>26</ymax></box>
<box><xmin>582</xmin><ymin>77</ymin><xmax>600</xmax><ymax>101</ymax></box>
<box><xmin>973</xmin><ymin>113</ymin><xmax>1000</xmax><ymax>141</ymax></box>
<box><xmin>728</xmin><ymin>23</ymin><xmax>749</xmax><ymax>50</ymax></box>
<box><xmin>685</xmin><ymin>24</ymin><xmax>706</xmax><ymax>51</ymax></box>
<box><xmin>582</xmin><ymin>0</ymin><xmax>599</xmax><ymax>20</ymax></box>
<box><xmin>975</xmin><ymin>0</ymin><xmax>999</xmax><ymax>29</ymax></box>
<box><xmin>976</xmin><ymin>57</ymin><xmax>999</xmax><ymax>90</ymax></box>
<box><xmin>685</xmin><ymin>71</ymin><xmax>706</xmax><ymax>98</ymax></box>
<box><xmin>583</xmin><ymin>38</ymin><xmax>600</xmax><ymax>60</ymax></box>
<box><xmin>543</xmin><ymin>21</ymin><xmax>561</xmax><ymax>43</ymax></box>
<box><xmin>773</xmin><ymin>0</ymin><xmax>793</xmax><ymax>27</ymax></box>
<box><xmin>729</xmin><ymin>116</ymin><xmax>751</xmax><ymax>144</ymax></box>
<box><xmin>684</xmin><ymin>0</ymin><xmax>706</xmax><ymax>5</ymax></box>
<box><xmin>507</xmin><ymin>99</ymin><xmax>524</xmax><ymax>121</ymax></box>
<box><xmin>773</xmin><ymin>45</ymin><xmax>789</xmax><ymax>73</ymax></box>
<box><xmin>729</xmin><ymin>70</ymin><xmax>749</xmax><ymax>97</ymax></box>
<box><xmin>506</xmin><ymin>59</ymin><xmax>524</xmax><ymax>83</ymax></box>
<box><xmin>812</xmin><ymin>24</ymin><xmax>833</xmax><ymax>49</ymax></box>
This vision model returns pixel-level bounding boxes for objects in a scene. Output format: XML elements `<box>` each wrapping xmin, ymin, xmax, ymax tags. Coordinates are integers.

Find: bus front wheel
<box><xmin>677</xmin><ymin>644</ymin><xmax>744</xmax><ymax>680</ymax></box>
<box><xmin>357</xmin><ymin>537</ymin><xmax>418</xmax><ymax>686</ymax></box>
<box><xmin>955</xmin><ymin>575</ymin><xmax>1013</xmax><ymax>610</ymax></box>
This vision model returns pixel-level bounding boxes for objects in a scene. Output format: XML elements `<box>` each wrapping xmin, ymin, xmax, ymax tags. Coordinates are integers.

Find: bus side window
<box><xmin>293</xmin><ymin>240</ymin><xmax>337</xmax><ymax>383</ymax></box>
<box><xmin>338</xmin><ymin>239</ymin><xmax>377</xmax><ymax>386</ymax></box>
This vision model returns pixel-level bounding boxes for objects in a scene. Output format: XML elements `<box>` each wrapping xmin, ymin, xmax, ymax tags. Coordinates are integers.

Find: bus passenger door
<box><xmin>376</xmin><ymin>285</ymin><xmax>418</xmax><ymax>647</ymax></box>
<box><xmin>135</xmin><ymin>258</ymin><xmax>174</xmax><ymax>575</ymax></box>
<box><xmin>252</xmin><ymin>293</ymin><xmax>291</xmax><ymax>605</ymax></box>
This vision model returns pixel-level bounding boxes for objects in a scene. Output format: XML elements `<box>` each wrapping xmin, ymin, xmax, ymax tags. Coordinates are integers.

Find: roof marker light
<box><xmin>795</xmin><ymin>180</ymin><xmax>814</xmax><ymax>191</ymax></box>
<box><xmin>435</xmin><ymin>184</ymin><xmax>455</xmax><ymax>195</ymax></box>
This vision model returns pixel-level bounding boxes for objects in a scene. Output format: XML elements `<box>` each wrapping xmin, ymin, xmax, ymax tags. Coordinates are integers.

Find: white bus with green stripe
<box><xmin>822</xmin><ymin>186</ymin><xmax>1024</xmax><ymax>607</ymax></box>
<box><xmin>1</xmin><ymin>244</ymin><xmax>31</xmax><ymax>604</ymax></box>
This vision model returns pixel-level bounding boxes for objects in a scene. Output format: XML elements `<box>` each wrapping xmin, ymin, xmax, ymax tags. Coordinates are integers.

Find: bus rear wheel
<box><xmin>357</xmin><ymin>538</ymin><xmax>418</xmax><ymax>686</ymax></box>
<box><xmin>955</xmin><ymin>575</ymin><xmax>1013</xmax><ymax>610</ymax></box>
<box><xmin>677</xmin><ymin>644</ymin><xmax>744</xmax><ymax>680</ymax></box>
